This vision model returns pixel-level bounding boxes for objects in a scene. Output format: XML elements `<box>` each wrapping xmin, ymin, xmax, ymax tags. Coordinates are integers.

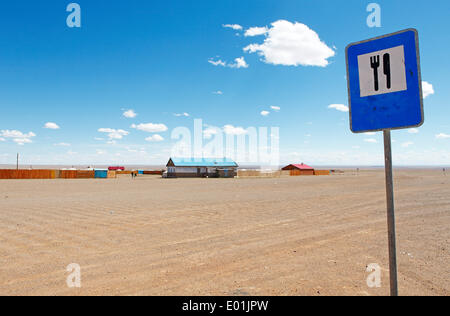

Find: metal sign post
<box><xmin>383</xmin><ymin>130</ymin><xmax>398</xmax><ymax>296</ymax></box>
<box><xmin>346</xmin><ymin>29</ymin><xmax>424</xmax><ymax>296</ymax></box>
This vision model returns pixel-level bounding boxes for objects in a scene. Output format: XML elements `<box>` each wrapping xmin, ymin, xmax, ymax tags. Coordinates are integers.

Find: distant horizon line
<box><xmin>0</xmin><ymin>164</ymin><xmax>448</xmax><ymax>169</ymax></box>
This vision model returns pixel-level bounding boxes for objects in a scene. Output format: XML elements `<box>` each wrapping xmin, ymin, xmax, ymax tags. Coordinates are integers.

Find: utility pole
<box><xmin>16</xmin><ymin>153</ymin><xmax>19</xmax><ymax>170</ymax></box>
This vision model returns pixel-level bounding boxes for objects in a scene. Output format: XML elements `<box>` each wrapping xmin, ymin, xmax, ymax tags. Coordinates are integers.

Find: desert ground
<box><xmin>0</xmin><ymin>169</ymin><xmax>448</xmax><ymax>296</ymax></box>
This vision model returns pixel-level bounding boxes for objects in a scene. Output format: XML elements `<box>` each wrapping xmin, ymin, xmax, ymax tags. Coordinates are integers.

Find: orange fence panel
<box><xmin>107</xmin><ymin>171</ymin><xmax>116</xmax><ymax>178</ymax></box>
<box><xmin>59</xmin><ymin>170</ymin><xmax>78</xmax><ymax>179</ymax></box>
<box><xmin>143</xmin><ymin>170</ymin><xmax>163</xmax><ymax>175</ymax></box>
<box><xmin>0</xmin><ymin>169</ymin><xmax>56</xmax><ymax>179</ymax></box>
<box><xmin>290</xmin><ymin>170</ymin><xmax>315</xmax><ymax>176</ymax></box>
<box><xmin>116</xmin><ymin>171</ymin><xmax>132</xmax><ymax>175</ymax></box>
<box><xmin>76</xmin><ymin>171</ymin><xmax>95</xmax><ymax>179</ymax></box>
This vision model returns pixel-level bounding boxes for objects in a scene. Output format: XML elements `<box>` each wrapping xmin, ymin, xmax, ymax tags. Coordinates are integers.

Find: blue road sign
<box><xmin>346</xmin><ymin>29</ymin><xmax>423</xmax><ymax>133</ymax></box>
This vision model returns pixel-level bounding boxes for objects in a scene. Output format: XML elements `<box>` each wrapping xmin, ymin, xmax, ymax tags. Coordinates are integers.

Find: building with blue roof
<box><xmin>166</xmin><ymin>158</ymin><xmax>238</xmax><ymax>178</ymax></box>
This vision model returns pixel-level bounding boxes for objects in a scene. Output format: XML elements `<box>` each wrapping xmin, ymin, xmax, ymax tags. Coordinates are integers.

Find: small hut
<box><xmin>166</xmin><ymin>158</ymin><xmax>238</xmax><ymax>178</ymax></box>
<box><xmin>282</xmin><ymin>163</ymin><xmax>315</xmax><ymax>176</ymax></box>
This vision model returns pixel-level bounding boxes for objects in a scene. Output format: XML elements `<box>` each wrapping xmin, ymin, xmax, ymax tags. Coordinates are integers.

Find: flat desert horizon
<box><xmin>0</xmin><ymin>168</ymin><xmax>448</xmax><ymax>296</ymax></box>
<box><xmin>1</xmin><ymin>164</ymin><xmax>449</xmax><ymax>170</ymax></box>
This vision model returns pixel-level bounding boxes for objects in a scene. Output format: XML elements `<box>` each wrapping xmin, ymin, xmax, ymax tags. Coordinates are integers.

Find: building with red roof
<box><xmin>282</xmin><ymin>163</ymin><xmax>315</xmax><ymax>176</ymax></box>
<box><xmin>108</xmin><ymin>166</ymin><xmax>125</xmax><ymax>171</ymax></box>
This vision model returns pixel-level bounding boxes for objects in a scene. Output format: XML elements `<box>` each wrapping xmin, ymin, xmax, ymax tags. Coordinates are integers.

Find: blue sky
<box><xmin>0</xmin><ymin>0</ymin><xmax>449</xmax><ymax>166</ymax></box>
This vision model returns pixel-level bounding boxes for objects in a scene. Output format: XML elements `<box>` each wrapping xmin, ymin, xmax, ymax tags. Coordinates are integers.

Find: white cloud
<box><xmin>1</xmin><ymin>130</ymin><xmax>36</xmax><ymax>138</ymax></box>
<box><xmin>44</xmin><ymin>122</ymin><xmax>60</xmax><ymax>130</ymax></box>
<box><xmin>0</xmin><ymin>137</ymin><xmax>5</xmax><ymax>142</ymax></box>
<box><xmin>436</xmin><ymin>133</ymin><xmax>450</xmax><ymax>139</ymax></box>
<box><xmin>94</xmin><ymin>137</ymin><xmax>104</xmax><ymax>141</ymax></box>
<box><xmin>408</xmin><ymin>128</ymin><xmax>419</xmax><ymax>134</ymax></box>
<box><xmin>98</xmin><ymin>128</ymin><xmax>114</xmax><ymax>133</ymax></box>
<box><xmin>213</xmin><ymin>90</ymin><xmax>223</xmax><ymax>95</ymax></box>
<box><xmin>243</xmin><ymin>20</ymin><xmax>335</xmax><ymax>67</ymax></box>
<box><xmin>245</xmin><ymin>26</ymin><xmax>269</xmax><ymax>37</ymax></box>
<box><xmin>54</xmin><ymin>143</ymin><xmax>71</xmax><ymax>147</ymax></box>
<box><xmin>13</xmin><ymin>138</ymin><xmax>32</xmax><ymax>145</ymax></box>
<box><xmin>223</xmin><ymin>24</ymin><xmax>243</xmax><ymax>31</ymax></box>
<box><xmin>208</xmin><ymin>57</ymin><xmax>248</xmax><ymax>69</ymax></box>
<box><xmin>223</xmin><ymin>125</ymin><xmax>248</xmax><ymax>136</ymax></box>
<box><xmin>98</xmin><ymin>128</ymin><xmax>129</xmax><ymax>140</ymax></box>
<box><xmin>364</xmin><ymin>138</ymin><xmax>378</xmax><ymax>144</ymax></box>
<box><xmin>283</xmin><ymin>148</ymin><xmax>450</xmax><ymax>166</ymax></box>
<box><xmin>131</xmin><ymin>123</ymin><xmax>168</xmax><ymax>133</ymax></box>
<box><xmin>0</xmin><ymin>130</ymin><xmax>36</xmax><ymax>145</ymax></box>
<box><xmin>270</xmin><ymin>106</ymin><xmax>281</xmax><ymax>111</ymax></box>
<box><xmin>328</xmin><ymin>104</ymin><xmax>349</xmax><ymax>112</ymax></box>
<box><xmin>145</xmin><ymin>134</ymin><xmax>164</xmax><ymax>142</ymax></box>
<box><xmin>208</xmin><ymin>59</ymin><xmax>226</xmax><ymax>67</ymax></box>
<box><xmin>364</xmin><ymin>132</ymin><xmax>376</xmax><ymax>136</ymax></box>
<box><xmin>123</xmin><ymin>109</ymin><xmax>137</xmax><ymax>118</ymax></box>
<box><xmin>422</xmin><ymin>81</ymin><xmax>434</xmax><ymax>99</ymax></box>
<box><xmin>229</xmin><ymin>57</ymin><xmax>248</xmax><ymax>68</ymax></box>
<box><xmin>402</xmin><ymin>141</ymin><xmax>414</xmax><ymax>148</ymax></box>
<box><xmin>174</xmin><ymin>113</ymin><xmax>190</xmax><ymax>117</ymax></box>
<box><xmin>260</xmin><ymin>111</ymin><xmax>270</xmax><ymax>116</ymax></box>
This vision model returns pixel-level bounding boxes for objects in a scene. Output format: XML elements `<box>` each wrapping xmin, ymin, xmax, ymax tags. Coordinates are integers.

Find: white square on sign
<box><xmin>357</xmin><ymin>45</ymin><xmax>407</xmax><ymax>97</ymax></box>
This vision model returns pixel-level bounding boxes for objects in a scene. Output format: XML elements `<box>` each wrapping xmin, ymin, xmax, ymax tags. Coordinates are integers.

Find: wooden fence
<box><xmin>116</xmin><ymin>171</ymin><xmax>132</xmax><ymax>175</ymax></box>
<box><xmin>76</xmin><ymin>170</ymin><xmax>95</xmax><ymax>179</ymax></box>
<box><xmin>59</xmin><ymin>170</ymin><xmax>78</xmax><ymax>179</ymax></box>
<box><xmin>237</xmin><ymin>170</ymin><xmax>289</xmax><ymax>178</ymax></box>
<box><xmin>289</xmin><ymin>170</ymin><xmax>330</xmax><ymax>176</ymax></box>
<box><xmin>1</xmin><ymin>168</ymin><xmax>337</xmax><ymax>179</ymax></box>
<box><xmin>107</xmin><ymin>171</ymin><xmax>116</xmax><ymax>178</ymax></box>
<box><xmin>143</xmin><ymin>170</ymin><xmax>163</xmax><ymax>175</ymax></box>
<box><xmin>290</xmin><ymin>170</ymin><xmax>315</xmax><ymax>176</ymax></box>
<box><xmin>0</xmin><ymin>169</ymin><xmax>56</xmax><ymax>179</ymax></box>
<box><xmin>314</xmin><ymin>170</ymin><xmax>331</xmax><ymax>176</ymax></box>
<box><xmin>0</xmin><ymin>169</ymin><xmax>118</xmax><ymax>179</ymax></box>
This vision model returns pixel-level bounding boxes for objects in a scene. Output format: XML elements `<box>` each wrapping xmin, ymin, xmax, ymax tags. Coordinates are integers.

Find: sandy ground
<box><xmin>0</xmin><ymin>169</ymin><xmax>448</xmax><ymax>296</ymax></box>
